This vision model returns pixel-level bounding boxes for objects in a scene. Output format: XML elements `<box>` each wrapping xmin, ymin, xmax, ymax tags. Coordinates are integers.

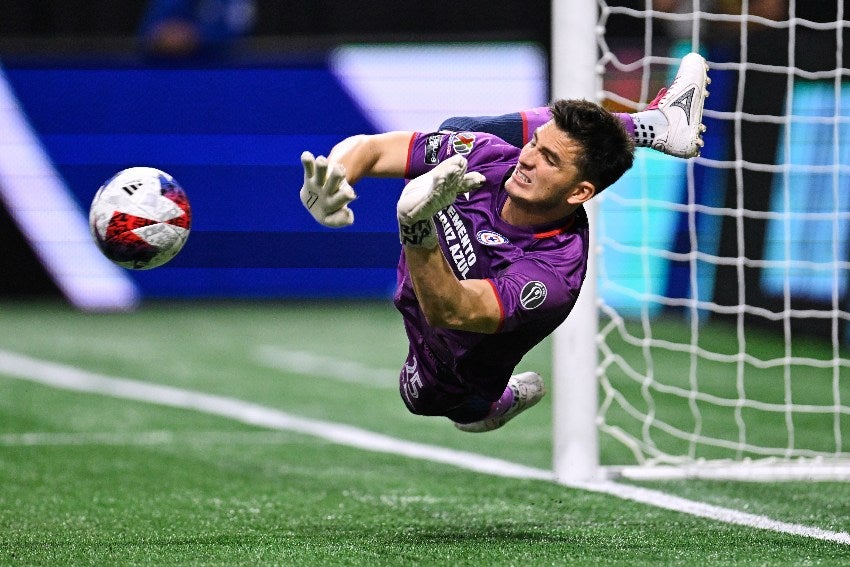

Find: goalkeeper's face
<box><xmin>505</xmin><ymin>122</ymin><xmax>592</xmax><ymax>218</ymax></box>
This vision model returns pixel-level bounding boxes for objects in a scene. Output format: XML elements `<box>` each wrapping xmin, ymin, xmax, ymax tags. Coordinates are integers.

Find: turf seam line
<box><xmin>2</xmin><ymin>347</ymin><xmax>848</xmax><ymax>546</ymax></box>
<box><xmin>252</xmin><ymin>345</ymin><xmax>399</xmax><ymax>389</ymax></box>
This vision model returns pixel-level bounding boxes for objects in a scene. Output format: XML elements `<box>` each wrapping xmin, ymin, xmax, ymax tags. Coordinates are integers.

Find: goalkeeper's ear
<box><xmin>566</xmin><ymin>180</ymin><xmax>596</xmax><ymax>205</ymax></box>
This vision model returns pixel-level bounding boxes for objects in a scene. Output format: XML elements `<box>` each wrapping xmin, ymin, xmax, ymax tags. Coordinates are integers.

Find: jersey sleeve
<box><xmin>437</xmin><ymin>107</ymin><xmax>554</xmax><ymax>148</ymax></box>
<box><xmin>438</xmin><ymin>112</ymin><xmax>525</xmax><ymax>148</ymax></box>
<box><xmin>487</xmin><ymin>251</ymin><xmax>586</xmax><ymax>333</ymax></box>
<box><xmin>519</xmin><ymin>107</ymin><xmax>552</xmax><ymax>145</ymax></box>
<box><xmin>405</xmin><ymin>131</ymin><xmax>520</xmax><ymax>189</ymax></box>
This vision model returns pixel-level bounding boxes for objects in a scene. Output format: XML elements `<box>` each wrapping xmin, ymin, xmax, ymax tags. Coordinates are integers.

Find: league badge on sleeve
<box><xmin>520</xmin><ymin>281</ymin><xmax>547</xmax><ymax>310</ymax></box>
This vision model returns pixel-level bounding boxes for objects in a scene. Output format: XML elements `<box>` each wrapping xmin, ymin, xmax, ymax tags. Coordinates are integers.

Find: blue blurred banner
<box><xmin>2</xmin><ymin>45</ymin><xmax>547</xmax><ymax>299</ymax></box>
<box><xmin>4</xmin><ymin>63</ymin><xmax>391</xmax><ymax>297</ymax></box>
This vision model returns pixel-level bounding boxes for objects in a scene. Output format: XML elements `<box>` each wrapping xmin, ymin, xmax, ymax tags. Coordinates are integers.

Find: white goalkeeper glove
<box><xmin>397</xmin><ymin>154</ymin><xmax>486</xmax><ymax>249</ymax></box>
<box><xmin>300</xmin><ymin>151</ymin><xmax>357</xmax><ymax>228</ymax></box>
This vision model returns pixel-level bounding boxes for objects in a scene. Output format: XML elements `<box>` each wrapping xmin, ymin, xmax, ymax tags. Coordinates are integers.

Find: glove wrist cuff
<box><xmin>399</xmin><ymin>217</ymin><xmax>438</xmax><ymax>249</ymax></box>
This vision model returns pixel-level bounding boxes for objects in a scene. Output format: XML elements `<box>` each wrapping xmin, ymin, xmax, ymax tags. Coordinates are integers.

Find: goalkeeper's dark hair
<box><xmin>548</xmin><ymin>99</ymin><xmax>634</xmax><ymax>194</ymax></box>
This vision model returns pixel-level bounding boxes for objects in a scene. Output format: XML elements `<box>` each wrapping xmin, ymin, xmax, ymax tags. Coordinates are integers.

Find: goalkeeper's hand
<box><xmin>300</xmin><ymin>151</ymin><xmax>357</xmax><ymax>228</ymax></box>
<box><xmin>397</xmin><ymin>154</ymin><xmax>486</xmax><ymax>249</ymax></box>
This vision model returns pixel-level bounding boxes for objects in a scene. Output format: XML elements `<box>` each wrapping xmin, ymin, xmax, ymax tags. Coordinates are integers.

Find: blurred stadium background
<box><xmin>0</xmin><ymin>0</ymin><xmax>554</xmax><ymax>305</ymax></box>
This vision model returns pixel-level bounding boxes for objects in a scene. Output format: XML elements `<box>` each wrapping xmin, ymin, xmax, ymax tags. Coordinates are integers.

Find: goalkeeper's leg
<box><xmin>439</xmin><ymin>53</ymin><xmax>710</xmax><ymax>158</ymax></box>
<box><xmin>398</xmin><ymin>347</ymin><xmax>491</xmax><ymax>423</ymax></box>
<box><xmin>397</xmin><ymin>345</ymin><xmax>544</xmax><ymax>431</ymax></box>
<box><xmin>631</xmin><ymin>52</ymin><xmax>710</xmax><ymax>158</ymax></box>
<box><xmin>454</xmin><ymin>372</ymin><xmax>546</xmax><ymax>433</ymax></box>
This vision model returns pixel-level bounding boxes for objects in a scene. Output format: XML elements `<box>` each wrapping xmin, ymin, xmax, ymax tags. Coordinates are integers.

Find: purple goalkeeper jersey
<box><xmin>394</xmin><ymin>130</ymin><xmax>590</xmax><ymax>401</ymax></box>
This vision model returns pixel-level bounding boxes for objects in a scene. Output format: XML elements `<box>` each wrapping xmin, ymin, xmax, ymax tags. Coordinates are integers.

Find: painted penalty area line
<box><xmin>1</xmin><ymin>348</ymin><xmax>848</xmax><ymax>546</ymax></box>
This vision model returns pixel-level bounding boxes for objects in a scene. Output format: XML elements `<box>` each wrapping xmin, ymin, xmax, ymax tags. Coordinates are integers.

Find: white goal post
<box><xmin>551</xmin><ymin>0</ymin><xmax>601</xmax><ymax>484</ymax></box>
<box><xmin>552</xmin><ymin>0</ymin><xmax>850</xmax><ymax>482</ymax></box>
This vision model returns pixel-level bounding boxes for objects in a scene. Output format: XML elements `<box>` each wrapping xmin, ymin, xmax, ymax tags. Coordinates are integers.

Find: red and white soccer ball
<box><xmin>89</xmin><ymin>167</ymin><xmax>191</xmax><ymax>270</ymax></box>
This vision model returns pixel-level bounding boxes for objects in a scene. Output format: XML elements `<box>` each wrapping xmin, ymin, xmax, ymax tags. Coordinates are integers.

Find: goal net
<box><xmin>554</xmin><ymin>1</ymin><xmax>850</xmax><ymax>481</ymax></box>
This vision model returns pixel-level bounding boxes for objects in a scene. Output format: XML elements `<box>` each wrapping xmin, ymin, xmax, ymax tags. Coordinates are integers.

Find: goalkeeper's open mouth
<box><xmin>512</xmin><ymin>167</ymin><xmax>532</xmax><ymax>185</ymax></box>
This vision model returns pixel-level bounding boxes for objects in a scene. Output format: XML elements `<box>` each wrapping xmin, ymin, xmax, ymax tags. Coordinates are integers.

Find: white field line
<box><xmin>0</xmin><ymin>348</ymin><xmax>546</xmax><ymax>481</ymax></box>
<box><xmin>252</xmin><ymin>345</ymin><xmax>399</xmax><ymax>389</ymax></box>
<box><xmin>570</xmin><ymin>480</ymin><xmax>850</xmax><ymax>545</ymax></box>
<box><xmin>1</xmin><ymin>430</ymin><xmax>175</xmax><ymax>446</ymax></box>
<box><xmin>0</xmin><ymin>430</ymin><xmax>307</xmax><ymax>446</ymax></box>
<box><xmin>1</xmin><ymin>347</ymin><xmax>848</xmax><ymax>546</ymax></box>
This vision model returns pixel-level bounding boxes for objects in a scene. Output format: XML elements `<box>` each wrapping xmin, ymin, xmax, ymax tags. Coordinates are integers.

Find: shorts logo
<box><xmin>425</xmin><ymin>134</ymin><xmax>443</xmax><ymax>164</ymax></box>
<box><xmin>402</xmin><ymin>355</ymin><xmax>423</xmax><ymax>400</ymax></box>
<box><xmin>520</xmin><ymin>281</ymin><xmax>547</xmax><ymax>310</ymax></box>
<box><xmin>476</xmin><ymin>230</ymin><xmax>509</xmax><ymax>246</ymax></box>
<box><xmin>450</xmin><ymin>132</ymin><xmax>475</xmax><ymax>155</ymax></box>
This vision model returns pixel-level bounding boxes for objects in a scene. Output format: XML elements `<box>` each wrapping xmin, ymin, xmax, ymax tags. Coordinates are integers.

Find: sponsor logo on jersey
<box><xmin>450</xmin><ymin>132</ymin><xmax>476</xmax><ymax>155</ymax></box>
<box><xmin>520</xmin><ymin>281</ymin><xmax>547</xmax><ymax>310</ymax></box>
<box><xmin>435</xmin><ymin>205</ymin><xmax>477</xmax><ymax>279</ymax></box>
<box><xmin>476</xmin><ymin>229</ymin><xmax>509</xmax><ymax>246</ymax></box>
<box><xmin>425</xmin><ymin>134</ymin><xmax>443</xmax><ymax>164</ymax></box>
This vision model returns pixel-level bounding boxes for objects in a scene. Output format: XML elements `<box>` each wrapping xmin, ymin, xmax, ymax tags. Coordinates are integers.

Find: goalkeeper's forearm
<box><xmin>327</xmin><ymin>132</ymin><xmax>413</xmax><ymax>184</ymax></box>
<box><xmin>404</xmin><ymin>244</ymin><xmax>501</xmax><ymax>333</ymax></box>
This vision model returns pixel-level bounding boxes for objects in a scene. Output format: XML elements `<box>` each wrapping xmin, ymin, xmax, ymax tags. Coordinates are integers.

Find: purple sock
<box><xmin>615</xmin><ymin>112</ymin><xmax>636</xmax><ymax>138</ymax></box>
<box><xmin>487</xmin><ymin>385</ymin><xmax>515</xmax><ymax>418</ymax></box>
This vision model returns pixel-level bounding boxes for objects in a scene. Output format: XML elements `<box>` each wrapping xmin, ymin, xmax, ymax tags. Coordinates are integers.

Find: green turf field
<box><xmin>1</xmin><ymin>300</ymin><xmax>849</xmax><ymax>565</ymax></box>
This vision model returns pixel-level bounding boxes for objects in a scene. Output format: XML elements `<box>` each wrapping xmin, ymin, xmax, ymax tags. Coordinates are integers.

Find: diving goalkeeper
<box><xmin>298</xmin><ymin>53</ymin><xmax>709</xmax><ymax>432</ymax></box>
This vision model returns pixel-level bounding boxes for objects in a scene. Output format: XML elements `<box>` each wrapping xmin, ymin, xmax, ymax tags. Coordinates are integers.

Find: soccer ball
<box><xmin>89</xmin><ymin>167</ymin><xmax>191</xmax><ymax>270</ymax></box>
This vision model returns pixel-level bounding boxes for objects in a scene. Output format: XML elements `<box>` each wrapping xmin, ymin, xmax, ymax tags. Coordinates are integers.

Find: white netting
<box><xmin>593</xmin><ymin>1</ymin><xmax>850</xmax><ymax>470</ymax></box>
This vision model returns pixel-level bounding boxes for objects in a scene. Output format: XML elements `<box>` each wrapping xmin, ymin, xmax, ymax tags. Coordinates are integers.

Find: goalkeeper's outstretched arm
<box><xmin>299</xmin><ymin>131</ymin><xmax>414</xmax><ymax>228</ymax></box>
<box><xmin>327</xmin><ymin>131</ymin><xmax>414</xmax><ymax>184</ymax></box>
<box><xmin>299</xmin><ymin>130</ymin><xmax>499</xmax><ymax>332</ymax></box>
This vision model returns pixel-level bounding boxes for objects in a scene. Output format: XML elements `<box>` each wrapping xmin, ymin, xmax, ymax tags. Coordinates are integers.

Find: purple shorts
<box><xmin>398</xmin><ymin>341</ymin><xmax>490</xmax><ymax>422</ymax></box>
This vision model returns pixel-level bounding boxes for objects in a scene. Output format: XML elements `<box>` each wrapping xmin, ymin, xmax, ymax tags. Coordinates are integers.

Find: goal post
<box><xmin>552</xmin><ymin>1</ymin><xmax>850</xmax><ymax>482</ymax></box>
<box><xmin>551</xmin><ymin>0</ymin><xmax>602</xmax><ymax>484</ymax></box>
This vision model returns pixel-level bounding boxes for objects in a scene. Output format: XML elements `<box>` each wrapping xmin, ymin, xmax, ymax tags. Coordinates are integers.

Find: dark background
<box><xmin>0</xmin><ymin>1</ymin><xmax>553</xmax><ymax>50</ymax></box>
